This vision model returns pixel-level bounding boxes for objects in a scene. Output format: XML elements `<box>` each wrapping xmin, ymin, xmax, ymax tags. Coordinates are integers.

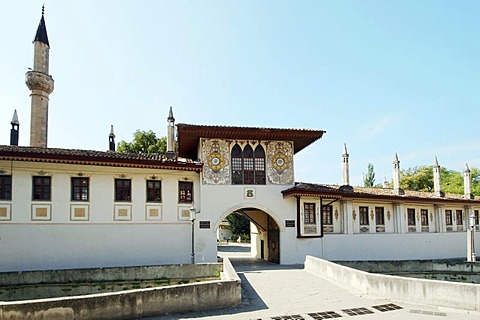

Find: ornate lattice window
<box><xmin>359</xmin><ymin>206</ymin><xmax>369</xmax><ymax>225</ymax></box>
<box><xmin>375</xmin><ymin>207</ymin><xmax>385</xmax><ymax>225</ymax></box>
<box><xmin>421</xmin><ymin>209</ymin><xmax>429</xmax><ymax>226</ymax></box>
<box><xmin>304</xmin><ymin>203</ymin><xmax>316</xmax><ymax>224</ymax></box>
<box><xmin>407</xmin><ymin>208</ymin><xmax>416</xmax><ymax>226</ymax></box>
<box><xmin>231</xmin><ymin>143</ymin><xmax>266</xmax><ymax>185</ymax></box>
<box><xmin>322</xmin><ymin>205</ymin><xmax>333</xmax><ymax>225</ymax></box>
<box><xmin>445</xmin><ymin>210</ymin><xmax>453</xmax><ymax>225</ymax></box>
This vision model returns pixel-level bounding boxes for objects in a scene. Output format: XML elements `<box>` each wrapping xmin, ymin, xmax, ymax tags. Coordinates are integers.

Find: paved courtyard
<box><xmin>147</xmin><ymin>244</ymin><xmax>480</xmax><ymax>320</ymax></box>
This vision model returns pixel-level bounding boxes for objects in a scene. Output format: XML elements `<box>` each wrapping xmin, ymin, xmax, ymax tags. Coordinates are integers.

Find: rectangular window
<box><xmin>407</xmin><ymin>208</ymin><xmax>416</xmax><ymax>226</ymax></box>
<box><xmin>475</xmin><ymin>210</ymin><xmax>479</xmax><ymax>226</ymax></box>
<box><xmin>456</xmin><ymin>210</ymin><xmax>463</xmax><ymax>225</ymax></box>
<box><xmin>179</xmin><ymin>181</ymin><xmax>193</xmax><ymax>203</ymax></box>
<box><xmin>0</xmin><ymin>175</ymin><xmax>12</xmax><ymax>200</ymax></box>
<box><xmin>359</xmin><ymin>206</ymin><xmax>369</xmax><ymax>225</ymax></box>
<box><xmin>32</xmin><ymin>176</ymin><xmax>51</xmax><ymax>201</ymax></box>
<box><xmin>146</xmin><ymin>180</ymin><xmax>162</xmax><ymax>202</ymax></box>
<box><xmin>115</xmin><ymin>179</ymin><xmax>131</xmax><ymax>202</ymax></box>
<box><xmin>322</xmin><ymin>205</ymin><xmax>333</xmax><ymax>225</ymax></box>
<box><xmin>375</xmin><ymin>207</ymin><xmax>385</xmax><ymax>225</ymax></box>
<box><xmin>445</xmin><ymin>210</ymin><xmax>453</xmax><ymax>225</ymax></box>
<box><xmin>304</xmin><ymin>203</ymin><xmax>316</xmax><ymax>224</ymax></box>
<box><xmin>421</xmin><ymin>209</ymin><xmax>429</xmax><ymax>226</ymax></box>
<box><xmin>71</xmin><ymin>177</ymin><xmax>89</xmax><ymax>201</ymax></box>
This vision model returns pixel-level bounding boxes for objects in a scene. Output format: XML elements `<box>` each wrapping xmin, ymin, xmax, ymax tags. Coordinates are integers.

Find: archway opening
<box><xmin>217</xmin><ymin>208</ymin><xmax>280</xmax><ymax>263</ymax></box>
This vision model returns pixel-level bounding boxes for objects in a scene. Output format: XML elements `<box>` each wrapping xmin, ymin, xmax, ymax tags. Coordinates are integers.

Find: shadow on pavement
<box><xmin>217</xmin><ymin>244</ymin><xmax>251</xmax><ymax>253</ymax></box>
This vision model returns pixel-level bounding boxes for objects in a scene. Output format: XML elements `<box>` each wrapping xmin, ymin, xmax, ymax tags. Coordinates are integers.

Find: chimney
<box><xmin>342</xmin><ymin>143</ymin><xmax>349</xmax><ymax>186</ymax></box>
<box><xmin>464</xmin><ymin>163</ymin><xmax>473</xmax><ymax>199</ymax></box>
<box><xmin>10</xmin><ymin>110</ymin><xmax>19</xmax><ymax>146</ymax></box>
<box><xmin>109</xmin><ymin>125</ymin><xmax>116</xmax><ymax>151</ymax></box>
<box><xmin>166</xmin><ymin>106</ymin><xmax>176</xmax><ymax>160</ymax></box>
<box><xmin>393</xmin><ymin>153</ymin><xmax>404</xmax><ymax>195</ymax></box>
<box><xmin>383</xmin><ymin>177</ymin><xmax>389</xmax><ymax>189</ymax></box>
<box><xmin>433</xmin><ymin>156</ymin><xmax>444</xmax><ymax>197</ymax></box>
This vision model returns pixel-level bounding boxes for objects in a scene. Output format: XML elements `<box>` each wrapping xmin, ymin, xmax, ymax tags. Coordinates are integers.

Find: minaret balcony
<box><xmin>25</xmin><ymin>70</ymin><xmax>54</xmax><ymax>94</ymax></box>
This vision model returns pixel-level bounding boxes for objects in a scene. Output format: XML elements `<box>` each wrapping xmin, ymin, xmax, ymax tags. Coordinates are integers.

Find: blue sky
<box><xmin>1</xmin><ymin>1</ymin><xmax>480</xmax><ymax>186</ymax></box>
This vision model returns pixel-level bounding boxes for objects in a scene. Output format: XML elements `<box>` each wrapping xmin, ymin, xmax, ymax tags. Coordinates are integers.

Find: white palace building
<box><xmin>0</xmin><ymin>9</ymin><xmax>479</xmax><ymax>272</ymax></box>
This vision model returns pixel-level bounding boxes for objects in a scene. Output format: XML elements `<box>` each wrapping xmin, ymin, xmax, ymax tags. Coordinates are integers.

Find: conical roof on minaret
<box><xmin>34</xmin><ymin>6</ymin><xmax>49</xmax><ymax>46</ymax></box>
<box><xmin>11</xmin><ymin>110</ymin><xmax>19</xmax><ymax>125</ymax></box>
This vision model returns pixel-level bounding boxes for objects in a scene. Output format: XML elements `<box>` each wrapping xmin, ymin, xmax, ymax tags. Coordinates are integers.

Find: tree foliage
<box><xmin>400</xmin><ymin>166</ymin><xmax>480</xmax><ymax>196</ymax></box>
<box><xmin>363</xmin><ymin>163</ymin><xmax>376</xmax><ymax>187</ymax></box>
<box><xmin>226</xmin><ymin>213</ymin><xmax>250</xmax><ymax>237</ymax></box>
<box><xmin>117</xmin><ymin>130</ymin><xmax>167</xmax><ymax>154</ymax></box>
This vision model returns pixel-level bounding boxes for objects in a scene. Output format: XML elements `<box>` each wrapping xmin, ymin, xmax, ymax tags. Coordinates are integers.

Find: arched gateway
<box><xmin>215</xmin><ymin>205</ymin><xmax>283</xmax><ymax>263</ymax></box>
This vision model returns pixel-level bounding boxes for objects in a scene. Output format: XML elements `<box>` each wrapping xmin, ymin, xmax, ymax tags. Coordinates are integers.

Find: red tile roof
<box><xmin>282</xmin><ymin>182</ymin><xmax>480</xmax><ymax>205</ymax></box>
<box><xmin>0</xmin><ymin>145</ymin><xmax>202</xmax><ymax>171</ymax></box>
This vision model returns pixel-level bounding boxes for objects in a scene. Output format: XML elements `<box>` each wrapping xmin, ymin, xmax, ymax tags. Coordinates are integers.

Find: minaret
<box><xmin>26</xmin><ymin>5</ymin><xmax>54</xmax><ymax>148</ymax></box>
<box><xmin>109</xmin><ymin>125</ymin><xmax>116</xmax><ymax>151</ymax></box>
<box><xmin>341</xmin><ymin>143</ymin><xmax>349</xmax><ymax>186</ymax></box>
<box><xmin>393</xmin><ymin>153</ymin><xmax>404</xmax><ymax>195</ymax></box>
<box><xmin>464</xmin><ymin>164</ymin><xmax>473</xmax><ymax>199</ymax></box>
<box><xmin>166</xmin><ymin>106</ymin><xmax>176</xmax><ymax>159</ymax></box>
<box><xmin>433</xmin><ymin>156</ymin><xmax>444</xmax><ymax>197</ymax></box>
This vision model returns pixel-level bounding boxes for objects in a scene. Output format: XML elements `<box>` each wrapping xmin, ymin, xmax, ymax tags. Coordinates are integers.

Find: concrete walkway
<box><xmin>147</xmin><ymin>244</ymin><xmax>480</xmax><ymax>320</ymax></box>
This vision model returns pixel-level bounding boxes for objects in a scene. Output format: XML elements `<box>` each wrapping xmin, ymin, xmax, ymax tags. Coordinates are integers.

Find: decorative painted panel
<box><xmin>201</xmin><ymin>139</ymin><xmax>230</xmax><ymax>185</ymax></box>
<box><xmin>266</xmin><ymin>141</ymin><xmax>294</xmax><ymax>185</ymax></box>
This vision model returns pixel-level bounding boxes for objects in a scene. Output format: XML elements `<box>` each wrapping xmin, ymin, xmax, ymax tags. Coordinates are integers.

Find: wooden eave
<box><xmin>177</xmin><ymin>123</ymin><xmax>325</xmax><ymax>160</ymax></box>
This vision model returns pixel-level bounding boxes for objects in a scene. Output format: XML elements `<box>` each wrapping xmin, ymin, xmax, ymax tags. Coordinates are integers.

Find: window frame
<box><xmin>32</xmin><ymin>176</ymin><xmax>51</xmax><ymax>201</ymax></box>
<box><xmin>445</xmin><ymin>210</ymin><xmax>453</xmax><ymax>226</ymax></box>
<box><xmin>359</xmin><ymin>206</ymin><xmax>369</xmax><ymax>225</ymax></box>
<box><xmin>0</xmin><ymin>175</ymin><xmax>12</xmax><ymax>201</ymax></box>
<box><xmin>375</xmin><ymin>207</ymin><xmax>385</xmax><ymax>226</ymax></box>
<box><xmin>421</xmin><ymin>209</ymin><xmax>429</xmax><ymax>226</ymax></box>
<box><xmin>407</xmin><ymin>208</ymin><xmax>416</xmax><ymax>226</ymax></box>
<box><xmin>114</xmin><ymin>178</ymin><xmax>131</xmax><ymax>202</ymax></box>
<box><xmin>178</xmin><ymin>181</ymin><xmax>193</xmax><ymax>203</ymax></box>
<box><xmin>322</xmin><ymin>205</ymin><xmax>333</xmax><ymax>226</ymax></box>
<box><xmin>230</xmin><ymin>143</ymin><xmax>266</xmax><ymax>185</ymax></box>
<box><xmin>71</xmin><ymin>177</ymin><xmax>89</xmax><ymax>202</ymax></box>
<box><xmin>304</xmin><ymin>203</ymin><xmax>316</xmax><ymax>225</ymax></box>
<box><xmin>146</xmin><ymin>180</ymin><xmax>162</xmax><ymax>202</ymax></box>
<box><xmin>456</xmin><ymin>210</ymin><xmax>463</xmax><ymax>226</ymax></box>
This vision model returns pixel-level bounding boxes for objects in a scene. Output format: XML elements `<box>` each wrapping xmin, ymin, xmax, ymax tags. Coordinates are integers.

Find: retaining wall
<box><xmin>305</xmin><ymin>255</ymin><xmax>480</xmax><ymax>312</ymax></box>
<box><xmin>0</xmin><ymin>259</ymin><xmax>241</xmax><ymax>320</ymax></box>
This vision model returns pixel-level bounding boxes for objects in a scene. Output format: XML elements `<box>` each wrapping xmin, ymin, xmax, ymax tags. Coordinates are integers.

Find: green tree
<box><xmin>363</xmin><ymin>163</ymin><xmax>376</xmax><ymax>187</ymax></box>
<box><xmin>226</xmin><ymin>212</ymin><xmax>250</xmax><ymax>237</ymax></box>
<box><xmin>117</xmin><ymin>130</ymin><xmax>167</xmax><ymax>154</ymax></box>
<box><xmin>400</xmin><ymin>166</ymin><xmax>480</xmax><ymax>196</ymax></box>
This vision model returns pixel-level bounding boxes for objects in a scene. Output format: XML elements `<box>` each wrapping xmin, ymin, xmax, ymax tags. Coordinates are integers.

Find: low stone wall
<box><xmin>305</xmin><ymin>256</ymin><xmax>480</xmax><ymax>312</ymax></box>
<box><xmin>0</xmin><ymin>259</ymin><xmax>241</xmax><ymax>320</ymax></box>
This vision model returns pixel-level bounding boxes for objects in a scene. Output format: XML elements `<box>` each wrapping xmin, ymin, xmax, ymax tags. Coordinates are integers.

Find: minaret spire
<box><xmin>26</xmin><ymin>5</ymin><xmax>54</xmax><ymax>148</ymax></box>
<box><xmin>464</xmin><ymin>163</ymin><xmax>473</xmax><ymax>199</ymax></box>
<box><xmin>433</xmin><ymin>156</ymin><xmax>444</xmax><ymax>197</ymax></box>
<box><xmin>166</xmin><ymin>106</ymin><xmax>176</xmax><ymax>159</ymax></box>
<box><xmin>10</xmin><ymin>110</ymin><xmax>19</xmax><ymax>146</ymax></box>
<box><xmin>341</xmin><ymin>143</ymin><xmax>349</xmax><ymax>186</ymax></box>
<box><xmin>392</xmin><ymin>153</ymin><xmax>404</xmax><ymax>195</ymax></box>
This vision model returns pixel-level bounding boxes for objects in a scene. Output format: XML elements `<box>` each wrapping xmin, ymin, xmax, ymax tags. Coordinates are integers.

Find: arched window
<box><xmin>254</xmin><ymin>145</ymin><xmax>266</xmax><ymax>185</ymax></box>
<box><xmin>231</xmin><ymin>144</ymin><xmax>243</xmax><ymax>185</ymax></box>
<box><xmin>230</xmin><ymin>143</ymin><xmax>266</xmax><ymax>185</ymax></box>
